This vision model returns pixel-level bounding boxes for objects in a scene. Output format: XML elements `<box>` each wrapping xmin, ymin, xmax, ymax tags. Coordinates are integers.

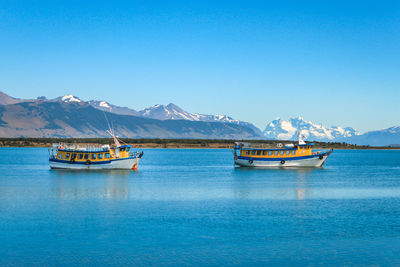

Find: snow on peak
<box><xmin>263</xmin><ymin>117</ymin><xmax>359</xmax><ymax>141</ymax></box>
<box><xmin>139</xmin><ymin>103</ymin><xmax>193</xmax><ymax>120</ymax></box>
<box><xmin>99</xmin><ymin>101</ymin><xmax>110</xmax><ymax>108</ymax></box>
<box><xmin>61</xmin><ymin>94</ymin><xmax>81</xmax><ymax>102</ymax></box>
<box><xmin>137</xmin><ymin>103</ymin><xmax>259</xmax><ymax>132</ymax></box>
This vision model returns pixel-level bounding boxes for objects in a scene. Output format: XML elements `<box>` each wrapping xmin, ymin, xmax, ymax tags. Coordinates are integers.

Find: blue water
<box><xmin>1</xmin><ymin>148</ymin><xmax>400</xmax><ymax>266</ymax></box>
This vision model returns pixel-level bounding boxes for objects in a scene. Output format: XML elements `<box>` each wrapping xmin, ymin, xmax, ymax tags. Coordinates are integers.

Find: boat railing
<box><xmin>235</xmin><ymin>142</ymin><xmax>290</xmax><ymax>149</ymax></box>
<box><xmin>52</xmin><ymin>143</ymin><xmax>110</xmax><ymax>152</ymax></box>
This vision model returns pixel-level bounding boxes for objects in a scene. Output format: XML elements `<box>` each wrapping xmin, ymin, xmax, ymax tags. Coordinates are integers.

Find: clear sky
<box><xmin>0</xmin><ymin>0</ymin><xmax>399</xmax><ymax>132</ymax></box>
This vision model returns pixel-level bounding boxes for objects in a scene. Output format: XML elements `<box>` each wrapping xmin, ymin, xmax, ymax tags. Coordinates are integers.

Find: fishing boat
<box><xmin>233</xmin><ymin>132</ymin><xmax>333</xmax><ymax>167</ymax></box>
<box><xmin>48</xmin><ymin>130</ymin><xmax>143</xmax><ymax>170</ymax></box>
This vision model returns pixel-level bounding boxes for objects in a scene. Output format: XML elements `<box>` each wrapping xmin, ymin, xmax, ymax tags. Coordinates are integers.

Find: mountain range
<box><xmin>0</xmin><ymin>92</ymin><xmax>263</xmax><ymax>139</ymax></box>
<box><xmin>262</xmin><ymin>117</ymin><xmax>400</xmax><ymax>146</ymax></box>
<box><xmin>263</xmin><ymin>117</ymin><xmax>360</xmax><ymax>141</ymax></box>
<box><xmin>345</xmin><ymin>126</ymin><xmax>400</xmax><ymax>146</ymax></box>
<box><xmin>0</xmin><ymin>91</ymin><xmax>399</xmax><ymax>145</ymax></box>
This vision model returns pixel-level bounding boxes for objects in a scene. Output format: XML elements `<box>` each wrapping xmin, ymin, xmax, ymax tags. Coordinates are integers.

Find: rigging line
<box><xmin>102</xmin><ymin>110</ymin><xmax>112</xmax><ymax>133</ymax></box>
<box><xmin>102</xmin><ymin>109</ymin><xmax>128</xmax><ymax>145</ymax></box>
<box><xmin>119</xmin><ymin>137</ymin><xmax>129</xmax><ymax>145</ymax></box>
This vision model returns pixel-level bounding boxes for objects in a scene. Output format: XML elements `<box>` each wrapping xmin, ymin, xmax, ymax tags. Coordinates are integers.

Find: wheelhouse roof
<box><xmin>59</xmin><ymin>149</ymin><xmax>110</xmax><ymax>153</ymax></box>
<box><xmin>59</xmin><ymin>145</ymin><xmax>132</xmax><ymax>153</ymax></box>
<box><xmin>241</xmin><ymin>143</ymin><xmax>315</xmax><ymax>151</ymax></box>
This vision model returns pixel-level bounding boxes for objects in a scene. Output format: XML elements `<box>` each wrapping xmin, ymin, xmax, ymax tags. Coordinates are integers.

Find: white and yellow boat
<box><xmin>48</xmin><ymin>131</ymin><xmax>143</xmax><ymax>170</ymax></box>
<box><xmin>233</xmin><ymin>133</ymin><xmax>333</xmax><ymax>167</ymax></box>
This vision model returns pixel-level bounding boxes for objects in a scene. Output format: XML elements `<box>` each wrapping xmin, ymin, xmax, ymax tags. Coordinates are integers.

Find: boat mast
<box><xmin>106</xmin><ymin>129</ymin><xmax>121</xmax><ymax>147</ymax></box>
<box><xmin>298</xmin><ymin>130</ymin><xmax>306</xmax><ymax>145</ymax></box>
<box><xmin>103</xmin><ymin>110</ymin><xmax>121</xmax><ymax>147</ymax></box>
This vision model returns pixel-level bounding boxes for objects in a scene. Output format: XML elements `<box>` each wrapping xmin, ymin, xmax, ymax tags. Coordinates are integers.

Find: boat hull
<box><xmin>49</xmin><ymin>157</ymin><xmax>140</xmax><ymax>170</ymax></box>
<box><xmin>235</xmin><ymin>151</ymin><xmax>332</xmax><ymax>168</ymax></box>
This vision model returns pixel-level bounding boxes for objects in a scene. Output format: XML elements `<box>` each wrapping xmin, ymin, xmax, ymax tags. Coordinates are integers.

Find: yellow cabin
<box><xmin>49</xmin><ymin>143</ymin><xmax>143</xmax><ymax>170</ymax></box>
<box><xmin>233</xmin><ymin>141</ymin><xmax>333</xmax><ymax>168</ymax></box>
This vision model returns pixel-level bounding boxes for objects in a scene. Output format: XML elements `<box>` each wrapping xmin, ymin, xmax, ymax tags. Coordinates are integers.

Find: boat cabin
<box><xmin>50</xmin><ymin>144</ymin><xmax>135</xmax><ymax>164</ymax></box>
<box><xmin>236</xmin><ymin>143</ymin><xmax>316</xmax><ymax>160</ymax></box>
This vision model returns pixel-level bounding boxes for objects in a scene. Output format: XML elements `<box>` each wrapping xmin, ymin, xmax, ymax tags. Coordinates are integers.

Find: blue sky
<box><xmin>0</xmin><ymin>0</ymin><xmax>399</xmax><ymax>132</ymax></box>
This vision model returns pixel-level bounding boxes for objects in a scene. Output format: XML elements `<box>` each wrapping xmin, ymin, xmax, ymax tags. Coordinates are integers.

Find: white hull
<box><xmin>50</xmin><ymin>157</ymin><xmax>140</xmax><ymax>170</ymax></box>
<box><xmin>235</xmin><ymin>154</ymin><xmax>329</xmax><ymax>168</ymax></box>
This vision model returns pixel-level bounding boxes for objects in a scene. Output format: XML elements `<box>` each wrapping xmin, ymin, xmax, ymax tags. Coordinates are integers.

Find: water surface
<box><xmin>1</xmin><ymin>148</ymin><xmax>400</xmax><ymax>266</ymax></box>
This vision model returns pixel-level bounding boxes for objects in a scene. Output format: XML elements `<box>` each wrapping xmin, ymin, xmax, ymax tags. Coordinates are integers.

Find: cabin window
<box><xmin>84</xmin><ymin>154</ymin><xmax>89</xmax><ymax>160</ymax></box>
<box><xmin>246</xmin><ymin>150</ymin><xmax>250</xmax><ymax>155</ymax></box>
<box><xmin>126</xmin><ymin>147</ymin><xmax>130</xmax><ymax>152</ymax></box>
<box><xmin>78</xmin><ymin>154</ymin><xmax>83</xmax><ymax>159</ymax></box>
<box><xmin>105</xmin><ymin>153</ymin><xmax>110</xmax><ymax>159</ymax></box>
<box><xmin>274</xmin><ymin>151</ymin><xmax>279</xmax><ymax>156</ymax></box>
<box><xmin>263</xmin><ymin>151</ymin><xmax>267</xmax><ymax>155</ymax></box>
<box><xmin>256</xmin><ymin>150</ymin><xmax>261</xmax><ymax>156</ymax></box>
<box><xmin>292</xmin><ymin>150</ymin><xmax>296</xmax><ymax>155</ymax></box>
<box><xmin>66</xmin><ymin>153</ymin><xmax>70</xmax><ymax>159</ymax></box>
<box><xmin>268</xmin><ymin>151</ymin><xmax>273</xmax><ymax>156</ymax></box>
<box><xmin>58</xmin><ymin>154</ymin><xmax>62</xmax><ymax>159</ymax></box>
<box><xmin>251</xmin><ymin>151</ymin><xmax>256</xmax><ymax>155</ymax></box>
<box><xmin>286</xmin><ymin>151</ymin><xmax>290</xmax><ymax>155</ymax></box>
<box><xmin>280</xmin><ymin>151</ymin><xmax>284</xmax><ymax>155</ymax></box>
<box><xmin>98</xmin><ymin>154</ymin><xmax>103</xmax><ymax>159</ymax></box>
<box><xmin>92</xmin><ymin>154</ymin><xmax>97</xmax><ymax>160</ymax></box>
<box><xmin>120</xmin><ymin>148</ymin><xmax>125</xmax><ymax>152</ymax></box>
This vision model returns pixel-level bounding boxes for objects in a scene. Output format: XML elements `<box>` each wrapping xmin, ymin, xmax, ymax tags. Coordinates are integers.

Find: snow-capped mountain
<box><xmin>263</xmin><ymin>117</ymin><xmax>360</xmax><ymax>141</ymax></box>
<box><xmin>0</xmin><ymin>92</ymin><xmax>263</xmax><ymax>139</ymax></box>
<box><xmin>138</xmin><ymin>103</ymin><xmax>261</xmax><ymax>133</ymax></box>
<box><xmin>55</xmin><ymin>94</ymin><xmax>82</xmax><ymax>103</ymax></box>
<box><xmin>139</xmin><ymin>103</ymin><xmax>200</xmax><ymax>120</ymax></box>
<box><xmin>52</xmin><ymin>95</ymin><xmax>139</xmax><ymax>116</ymax></box>
<box><xmin>2</xmin><ymin>91</ymin><xmax>399</xmax><ymax>145</ymax></box>
<box><xmin>88</xmin><ymin>100</ymin><xmax>140</xmax><ymax>116</ymax></box>
<box><xmin>138</xmin><ymin>103</ymin><xmax>240</xmax><ymax>123</ymax></box>
<box><xmin>45</xmin><ymin>94</ymin><xmax>261</xmax><ymax>133</ymax></box>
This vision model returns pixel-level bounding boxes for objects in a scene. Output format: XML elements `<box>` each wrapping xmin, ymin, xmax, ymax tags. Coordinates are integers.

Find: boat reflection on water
<box><xmin>51</xmin><ymin>170</ymin><xmax>132</xmax><ymax>200</ymax></box>
<box><xmin>232</xmin><ymin>167</ymin><xmax>316</xmax><ymax>201</ymax></box>
<box><xmin>294</xmin><ymin>168</ymin><xmax>313</xmax><ymax>201</ymax></box>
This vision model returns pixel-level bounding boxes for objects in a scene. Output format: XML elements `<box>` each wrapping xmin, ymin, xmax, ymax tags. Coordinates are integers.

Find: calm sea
<box><xmin>1</xmin><ymin>148</ymin><xmax>400</xmax><ymax>266</ymax></box>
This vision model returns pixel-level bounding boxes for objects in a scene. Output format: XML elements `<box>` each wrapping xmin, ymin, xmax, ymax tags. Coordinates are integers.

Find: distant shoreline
<box><xmin>0</xmin><ymin>138</ymin><xmax>399</xmax><ymax>150</ymax></box>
